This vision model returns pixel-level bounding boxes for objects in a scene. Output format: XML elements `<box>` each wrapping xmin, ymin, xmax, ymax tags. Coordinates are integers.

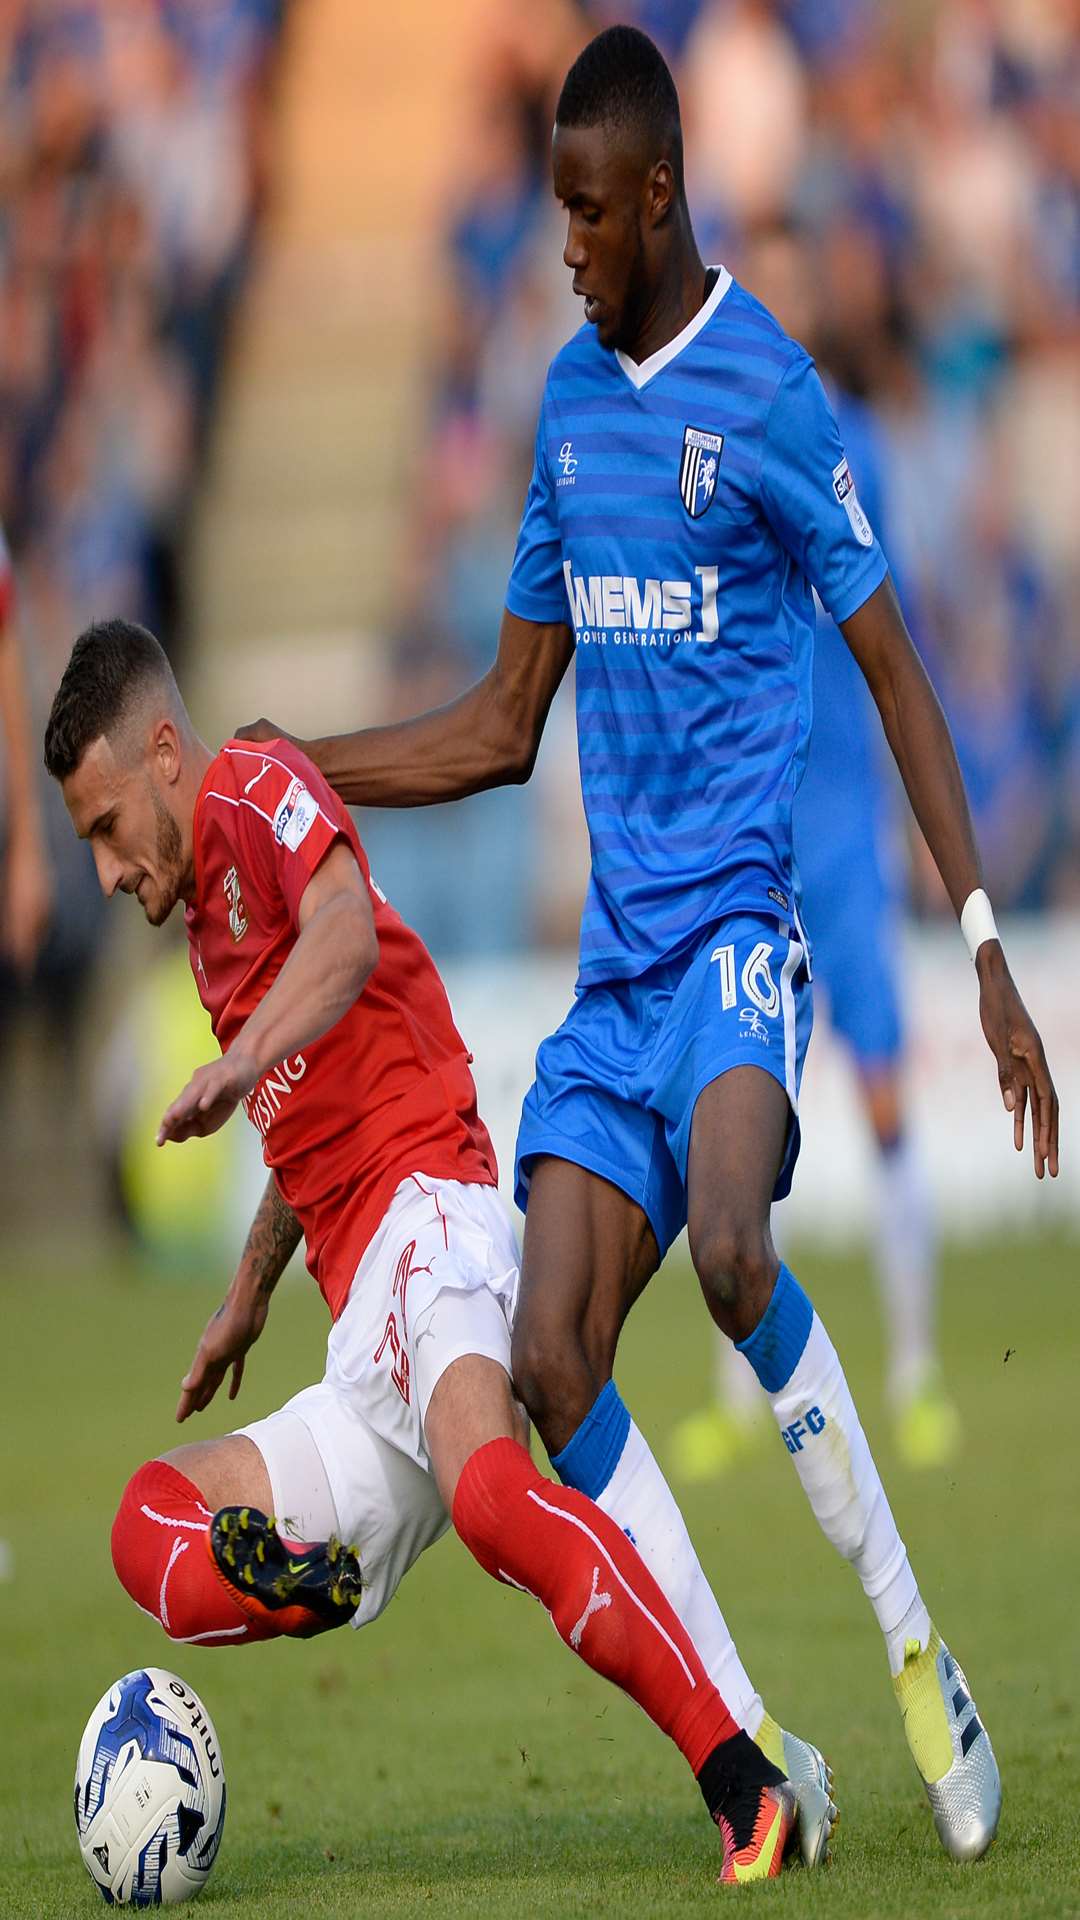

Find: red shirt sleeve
<box><xmin>214</xmin><ymin>739</ymin><xmax>354</xmax><ymax>929</ymax></box>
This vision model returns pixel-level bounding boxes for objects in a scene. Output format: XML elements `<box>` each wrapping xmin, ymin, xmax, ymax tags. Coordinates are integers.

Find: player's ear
<box><xmin>646</xmin><ymin>159</ymin><xmax>676</xmax><ymax>228</ymax></box>
<box><xmin>154</xmin><ymin>716</ymin><xmax>183</xmax><ymax>786</ymax></box>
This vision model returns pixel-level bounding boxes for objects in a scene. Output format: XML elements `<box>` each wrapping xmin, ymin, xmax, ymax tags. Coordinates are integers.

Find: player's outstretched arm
<box><xmin>158</xmin><ymin>842</ymin><xmax>378</xmax><ymax>1145</ymax></box>
<box><xmin>841</xmin><ymin>575</ymin><xmax>1059</xmax><ymax>1179</ymax></box>
<box><xmin>176</xmin><ymin>1176</ymin><xmax>302</xmax><ymax>1421</ymax></box>
<box><xmin>236</xmin><ymin>610</ymin><xmax>575</xmax><ymax>807</ymax></box>
<box><xmin>0</xmin><ymin>605</ymin><xmax>51</xmax><ymax>974</ymax></box>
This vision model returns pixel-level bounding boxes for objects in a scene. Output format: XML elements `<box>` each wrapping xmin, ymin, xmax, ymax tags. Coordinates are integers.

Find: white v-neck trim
<box><xmin>615</xmin><ymin>265</ymin><xmax>732</xmax><ymax>391</ymax></box>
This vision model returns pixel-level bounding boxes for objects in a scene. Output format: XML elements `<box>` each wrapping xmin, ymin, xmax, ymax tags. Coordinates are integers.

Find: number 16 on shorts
<box><xmin>711</xmin><ymin>939</ymin><xmax>781</xmax><ymax>1018</ymax></box>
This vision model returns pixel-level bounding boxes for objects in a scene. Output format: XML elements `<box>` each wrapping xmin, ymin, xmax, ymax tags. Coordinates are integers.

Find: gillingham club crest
<box><xmin>679</xmin><ymin>425</ymin><xmax>724</xmax><ymax>519</ymax></box>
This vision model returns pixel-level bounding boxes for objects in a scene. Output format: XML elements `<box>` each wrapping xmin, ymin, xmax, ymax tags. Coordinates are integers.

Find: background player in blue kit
<box><xmin>670</xmin><ymin>225</ymin><xmax>958</xmax><ymax>1484</ymax></box>
<box><xmin>242</xmin><ymin>26</ymin><xmax>1058</xmax><ymax>1878</ymax></box>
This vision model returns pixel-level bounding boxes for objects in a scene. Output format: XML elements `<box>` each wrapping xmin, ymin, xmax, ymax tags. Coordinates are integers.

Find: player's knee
<box><xmin>451</xmin><ymin>1436</ymin><xmax>537</xmax><ymax>1582</ymax></box>
<box><xmin>110</xmin><ymin>1462</ymin><xmax>156</xmax><ymax>1613</ymax></box>
<box><xmin>510</xmin><ymin>1319</ymin><xmax>560</xmax><ymax>1421</ymax></box>
<box><xmin>690</xmin><ymin>1219</ymin><xmax>776</xmax><ymax>1336</ymax></box>
<box><xmin>510</xmin><ymin>1315</ymin><xmax>592</xmax><ymax>1441</ymax></box>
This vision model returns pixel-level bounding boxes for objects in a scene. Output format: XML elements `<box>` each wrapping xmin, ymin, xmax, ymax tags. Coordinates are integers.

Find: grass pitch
<box><xmin>2</xmin><ymin>1231</ymin><xmax>1077</xmax><ymax>1918</ymax></box>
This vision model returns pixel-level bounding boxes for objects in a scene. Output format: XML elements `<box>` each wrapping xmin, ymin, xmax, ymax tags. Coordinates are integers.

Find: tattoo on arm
<box><xmin>238</xmin><ymin>1175</ymin><xmax>303</xmax><ymax>1300</ymax></box>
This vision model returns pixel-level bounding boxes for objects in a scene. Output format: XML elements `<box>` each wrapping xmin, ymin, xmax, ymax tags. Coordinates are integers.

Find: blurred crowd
<box><xmin>374</xmin><ymin>0</ymin><xmax>1080</xmax><ymax>952</ymax></box>
<box><xmin>2</xmin><ymin>0</ymin><xmax>1078</xmax><ymax>991</ymax></box>
<box><xmin>0</xmin><ymin>0</ymin><xmax>288</xmax><ymax>1005</ymax></box>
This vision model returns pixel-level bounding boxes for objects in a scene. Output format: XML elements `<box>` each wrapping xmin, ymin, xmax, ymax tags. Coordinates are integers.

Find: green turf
<box><xmin>2</xmin><ymin>1231</ymin><xmax>1078</xmax><ymax>1917</ymax></box>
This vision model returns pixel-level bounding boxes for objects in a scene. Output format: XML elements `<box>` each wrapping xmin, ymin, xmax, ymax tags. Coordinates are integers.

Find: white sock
<box><xmin>875</xmin><ymin>1134</ymin><xmax>939</xmax><ymax>1402</ymax></box>
<box><xmin>715</xmin><ymin>1330</ymin><xmax>765</xmax><ymax>1418</ymax></box>
<box><xmin>593</xmin><ymin>1420</ymin><xmax>764</xmax><ymax>1734</ymax></box>
<box><xmin>741</xmin><ymin>1267</ymin><xmax>931</xmax><ymax>1676</ymax></box>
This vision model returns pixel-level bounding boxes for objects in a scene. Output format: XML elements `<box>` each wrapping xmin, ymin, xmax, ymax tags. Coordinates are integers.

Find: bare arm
<box><xmin>842</xmin><ymin>575</ymin><xmax>1058</xmax><ymax>1177</ymax></box>
<box><xmin>158</xmin><ymin>841</ymin><xmax>378</xmax><ymax>1144</ymax></box>
<box><xmin>237</xmin><ymin>610</ymin><xmax>575</xmax><ymax>807</ymax></box>
<box><xmin>176</xmin><ymin>1175</ymin><xmax>302</xmax><ymax>1421</ymax></box>
<box><xmin>1</xmin><ymin>610</ymin><xmax>51</xmax><ymax>973</ymax></box>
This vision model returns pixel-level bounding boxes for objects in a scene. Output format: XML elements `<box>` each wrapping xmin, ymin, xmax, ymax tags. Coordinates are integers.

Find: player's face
<box><xmin>63</xmin><ymin>734</ymin><xmax>188</xmax><ymax>926</ymax></box>
<box><xmin>553</xmin><ymin>123</ymin><xmax>654</xmax><ymax>351</ymax></box>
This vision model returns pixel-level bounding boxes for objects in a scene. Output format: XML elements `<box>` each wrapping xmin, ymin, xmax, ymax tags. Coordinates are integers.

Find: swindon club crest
<box><xmin>679</xmin><ymin>425</ymin><xmax>724</xmax><ymax>519</ymax></box>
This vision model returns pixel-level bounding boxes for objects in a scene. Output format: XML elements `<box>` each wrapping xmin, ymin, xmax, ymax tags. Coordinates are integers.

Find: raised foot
<box><xmin>209</xmin><ymin>1505</ymin><xmax>364</xmax><ymax>1637</ymax></box>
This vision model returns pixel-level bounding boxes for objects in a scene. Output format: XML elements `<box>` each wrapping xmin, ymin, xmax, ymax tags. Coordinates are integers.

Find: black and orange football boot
<box><xmin>208</xmin><ymin>1506</ymin><xmax>363</xmax><ymax>1637</ymax></box>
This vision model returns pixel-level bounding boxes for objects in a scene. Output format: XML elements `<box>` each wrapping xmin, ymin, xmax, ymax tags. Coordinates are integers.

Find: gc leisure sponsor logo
<box><xmin>273</xmin><ymin>778</ymin><xmax>319</xmax><ymax>852</ymax></box>
<box><xmin>556</xmin><ymin>440</ymin><xmax>578</xmax><ymax>486</ymax></box>
<box><xmin>739</xmin><ymin>1007</ymin><xmax>771</xmax><ymax>1046</ymax></box>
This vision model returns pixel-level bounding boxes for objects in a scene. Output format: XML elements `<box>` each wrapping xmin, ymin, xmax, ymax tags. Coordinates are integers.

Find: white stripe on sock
<box><xmin>173</xmin><ymin>1624</ymin><xmax>250</xmax><ymax>1643</ymax></box>
<box><xmin>159</xmin><ymin>1536</ymin><xmax>188</xmax><ymax>1630</ymax></box>
<box><xmin>140</xmin><ymin>1502</ymin><xmax>213</xmax><ymax>1532</ymax></box>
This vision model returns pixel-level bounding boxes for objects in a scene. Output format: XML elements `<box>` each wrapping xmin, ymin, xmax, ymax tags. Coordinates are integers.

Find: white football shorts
<box><xmin>235</xmin><ymin>1174</ymin><xmax>520</xmax><ymax>1628</ymax></box>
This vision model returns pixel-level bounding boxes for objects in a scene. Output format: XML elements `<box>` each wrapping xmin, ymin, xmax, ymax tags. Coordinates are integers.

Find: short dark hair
<box><xmin>43</xmin><ymin>618</ymin><xmax>177</xmax><ymax>780</ymax></box>
<box><xmin>556</xmin><ymin>26</ymin><xmax>683</xmax><ymax>192</ymax></box>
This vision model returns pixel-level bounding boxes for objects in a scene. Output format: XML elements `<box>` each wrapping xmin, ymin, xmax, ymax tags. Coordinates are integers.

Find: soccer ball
<box><xmin>74</xmin><ymin>1668</ymin><xmax>226</xmax><ymax>1906</ymax></box>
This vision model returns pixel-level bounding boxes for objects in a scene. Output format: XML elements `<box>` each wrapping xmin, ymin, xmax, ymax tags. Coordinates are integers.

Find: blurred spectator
<box><xmin>0</xmin><ymin>0</ymin><xmax>287</xmax><ymax>1004</ymax></box>
<box><xmin>0</xmin><ymin>0</ymin><xmax>287</xmax><ymax>679</ymax></box>
<box><xmin>0</xmin><ymin>519</ymin><xmax>50</xmax><ymax>981</ymax></box>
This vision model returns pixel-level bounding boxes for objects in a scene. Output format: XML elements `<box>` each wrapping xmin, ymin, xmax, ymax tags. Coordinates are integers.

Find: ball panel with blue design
<box><xmin>74</xmin><ymin>1668</ymin><xmax>225</xmax><ymax>1906</ymax></box>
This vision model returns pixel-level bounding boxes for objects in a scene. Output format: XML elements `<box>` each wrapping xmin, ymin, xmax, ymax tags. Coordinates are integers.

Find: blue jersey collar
<box><xmin>615</xmin><ymin>265</ymin><xmax>732</xmax><ymax>391</ymax></box>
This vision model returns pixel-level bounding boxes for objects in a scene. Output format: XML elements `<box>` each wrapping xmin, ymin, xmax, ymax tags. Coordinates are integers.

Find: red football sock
<box><xmin>111</xmin><ymin>1459</ymin><xmax>277</xmax><ymax>1647</ymax></box>
<box><xmin>452</xmin><ymin>1438</ymin><xmax>739</xmax><ymax>1775</ymax></box>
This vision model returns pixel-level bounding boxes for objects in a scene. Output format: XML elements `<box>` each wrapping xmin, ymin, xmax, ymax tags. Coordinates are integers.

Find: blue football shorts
<box><xmin>802</xmin><ymin>852</ymin><xmax>904</xmax><ymax>1073</ymax></box>
<box><xmin>515</xmin><ymin>913</ymin><xmax>813</xmax><ymax>1261</ymax></box>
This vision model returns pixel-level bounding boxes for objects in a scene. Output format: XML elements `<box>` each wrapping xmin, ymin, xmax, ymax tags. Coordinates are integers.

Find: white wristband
<box><xmin>960</xmin><ymin>888</ymin><xmax>999</xmax><ymax>962</ymax></box>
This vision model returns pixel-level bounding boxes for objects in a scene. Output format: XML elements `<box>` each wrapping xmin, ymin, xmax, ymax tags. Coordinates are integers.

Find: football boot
<box><xmin>208</xmin><ymin>1505</ymin><xmax>363</xmax><ymax>1637</ymax></box>
<box><xmin>716</xmin><ymin>1779</ymin><xmax>799</xmax><ymax>1884</ymax></box>
<box><xmin>893</xmin><ymin>1628</ymin><xmax>1000</xmax><ymax>1860</ymax></box>
<box><xmin>754</xmin><ymin>1712</ymin><xmax>838</xmax><ymax>1867</ymax></box>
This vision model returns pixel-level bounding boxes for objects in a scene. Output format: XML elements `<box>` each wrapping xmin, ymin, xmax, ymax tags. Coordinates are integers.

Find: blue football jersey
<box><xmin>506</xmin><ymin>269</ymin><xmax>888</xmax><ymax>986</ymax></box>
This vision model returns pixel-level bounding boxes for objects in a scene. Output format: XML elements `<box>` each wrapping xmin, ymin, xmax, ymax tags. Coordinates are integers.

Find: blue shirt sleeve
<box><xmin>760</xmin><ymin>358</ymin><xmax>888</xmax><ymax>624</ymax></box>
<box><xmin>504</xmin><ymin>391</ymin><xmax>571</xmax><ymax>625</ymax></box>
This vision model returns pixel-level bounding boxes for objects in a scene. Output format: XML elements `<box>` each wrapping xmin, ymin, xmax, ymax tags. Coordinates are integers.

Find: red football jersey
<box><xmin>186</xmin><ymin>739</ymin><xmax>497</xmax><ymax>1318</ymax></box>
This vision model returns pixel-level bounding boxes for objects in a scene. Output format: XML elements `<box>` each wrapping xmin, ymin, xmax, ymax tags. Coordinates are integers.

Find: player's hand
<box><xmin>977</xmin><ymin>943</ymin><xmax>1059</xmax><ymax>1179</ymax></box>
<box><xmin>157</xmin><ymin>1050</ymin><xmax>257</xmax><ymax>1146</ymax></box>
<box><xmin>176</xmin><ymin>1289</ymin><xmax>269</xmax><ymax>1422</ymax></box>
<box><xmin>234</xmin><ymin>716</ymin><xmax>303</xmax><ymax>751</ymax></box>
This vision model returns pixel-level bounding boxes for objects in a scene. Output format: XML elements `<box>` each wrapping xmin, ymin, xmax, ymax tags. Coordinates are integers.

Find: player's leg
<box><xmin>687</xmin><ymin>1064</ymin><xmax>998</xmax><ymax>1859</ymax></box>
<box><xmin>110</xmin><ymin>1435</ymin><xmax>288</xmax><ymax>1645</ymax></box>
<box><xmin>112</xmin><ymin>1405</ymin><xmax>368</xmax><ymax>1644</ymax></box>
<box><xmin>423</xmin><ymin>1335</ymin><xmax>801</xmax><ymax>1879</ymax></box>
<box><xmin>827</xmin><ymin>886</ymin><xmax>957</xmax><ymax>1467</ymax></box>
<box><xmin>511</xmin><ymin>1154</ymin><xmax>835</xmax><ymax>1862</ymax></box>
<box><xmin>510</xmin><ymin>992</ymin><xmax>779</xmax><ymax>1746</ymax></box>
<box><xmin>860</xmin><ymin>1065</ymin><xmax>958</xmax><ymax>1466</ymax></box>
<box><xmin>511</xmin><ymin>1152</ymin><xmax>767</xmax><ymax>1735</ymax></box>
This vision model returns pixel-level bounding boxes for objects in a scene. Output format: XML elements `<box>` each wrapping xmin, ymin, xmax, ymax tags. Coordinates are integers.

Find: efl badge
<box><xmin>680</xmin><ymin>425</ymin><xmax>724</xmax><ymax>519</ymax></box>
<box><xmin>832</xmin><ymin>457</ymin><xmax>874</xmax><ymax>546</ymax></box>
